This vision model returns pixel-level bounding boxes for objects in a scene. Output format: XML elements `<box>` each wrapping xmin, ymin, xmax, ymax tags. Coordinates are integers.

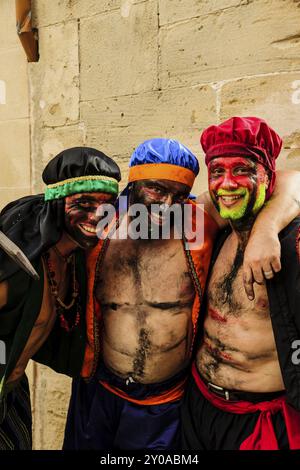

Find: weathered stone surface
<box><xmin>0</xmin><ymin>48</ymin><xmax>29</xmax><ymax>121</ymax></box>
<box><xmin>29</xmin><ymin>123</ymin><xmax>86</xmax><ymax>194</ymax></box>
<box><xmin>82</xmin><ymin>84</ymin><xmax>215</xmax><ymax>191</ymax></box>
<box><xmin>82</xmin><ymin>84</ymin><xmax>215</xmax><ymax>157</ymax></box>
<box><xmin>40</xmin><ymin>124</ymin><xmax>86</xmax><ymax>165</ymax></box>
<box><xmin>31</xmin><ymin>364</ymin><xmax>71</xmax><ymax>450</ymax></box>
<box><xmin>80</xmin><ymin>1</ymin><xmax>158</xmax><ymax>100</ymax></box>
<box><xmin>220</xmin><ymin>72</ymin><xmax>300</xmax><ymax>169</ymax></box>
<box><xmin>0</xmin><ymin>0</ymin><xmax>20</xmax><ymax>50</ymax></box>
<box><xmin>32</xmin><ymin>0</ymin><xmax>120</xmax><ymax>26</ymax></box>
<box><xmin>0</xmin><ymin>187</ymin><xmax>31</xmax><ymax>209</ymax></box>
<box><xmin>278</xmin><ymin>147</ymin><xmax>300</xmax><ymax>171</ymax></box>
<box><xmin>0</xmin><ymin>120</ymin><xmax>30</xmax><ymax>188</ymax></box>
<box><xmin>160</xmin><ymin>0</ymin><xmax>300</xmax><ymax>89</ymax></box>
<box><xmin>32</xmin><ymin>0</ymin><xmax>149</xmax><ymax>27</ymax></box>
<box><xmin>159</xmin><ymin>0</ymin><xmax>242</xmax><ymax>26</ymax></box>
<box><xmin>279</xmin><ymin>131</ymin><xmax>300</xmax><ymax>171</ymax></box>
<box><xmin>28</xmin><ymin>21</ymin><xmax>79</xmax><ymax>127</ymax></box>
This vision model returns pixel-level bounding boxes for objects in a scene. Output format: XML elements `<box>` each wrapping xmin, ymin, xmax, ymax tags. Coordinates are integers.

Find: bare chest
<box><xmin>97</xmin><ymin>238</ymin><xmax>195</xmax><ymax>307</ymax></box>
<box><xmin>207</xmin><ymin>236</ymin><xmax>270</xmax><ymax>321</ymax></box>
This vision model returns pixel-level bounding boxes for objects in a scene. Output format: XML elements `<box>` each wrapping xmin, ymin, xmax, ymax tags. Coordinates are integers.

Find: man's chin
<box><xmin>78</xmin><ymin>237</ymin><xmax>99</xmax><ymax>249</ymax></box>
<box><xmin>68</xmin><ymin>230</ymin><xmax>99</xmax><ymax>249</ymax></box>
<box><xmin>219</xmin><ymin>208</ymin><xmax>247</xmax><ymax>221</ymax></box>
<box><xmin>217</xmin><ymin>200</ymin><xmax>248</xmax><ymax>220</ymax></box>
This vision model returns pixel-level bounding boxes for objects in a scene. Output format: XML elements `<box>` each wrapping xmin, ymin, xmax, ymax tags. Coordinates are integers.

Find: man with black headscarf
<box><xmin>0</xmin><ymin>146</ymin><xmax>121</xmax><ymax>449</ymax></box>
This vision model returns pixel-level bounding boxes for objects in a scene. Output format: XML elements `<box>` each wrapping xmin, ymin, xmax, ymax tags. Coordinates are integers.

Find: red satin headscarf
<box><xmin>200</xmin><ymin>117</ymin><xmax>283</xmax><ymax>199</ymax></box>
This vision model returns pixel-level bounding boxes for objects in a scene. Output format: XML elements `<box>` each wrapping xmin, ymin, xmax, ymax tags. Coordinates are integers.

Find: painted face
<box><xmin>208</xmin><ymin>156</ymin><xmax>269</xmax><ymax>221</ymax></box>
<box><xmin>64</xmin><ymin>192</ymin><xmax>116</xmax><ymax>248</ymax></box>
<box><xmin>130</xmin><ymin>179</ymin><xmax>190</xmax><ymax>226</ymax></box>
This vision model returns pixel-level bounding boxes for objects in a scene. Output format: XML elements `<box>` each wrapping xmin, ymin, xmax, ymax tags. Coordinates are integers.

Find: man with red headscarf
<box><xmin>182</xmin><ymin>117</ymin><xmax>300</xmax><ymax>450</ymax></box>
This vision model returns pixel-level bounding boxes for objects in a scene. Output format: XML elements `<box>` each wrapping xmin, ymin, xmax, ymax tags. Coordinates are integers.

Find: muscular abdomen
<box><xmin>102</xmin><ymin>304</ymin><xmax>192</xmax><ymax>383</ymax></box>
<box><xmin>97</xmin><ymin>236</ymin><xmax>195</xmax><ymax>384</ymax></box>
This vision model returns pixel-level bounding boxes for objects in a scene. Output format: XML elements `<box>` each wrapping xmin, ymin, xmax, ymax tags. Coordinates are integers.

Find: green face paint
<box><xmin>213</xmin><ymin>188</ymin><xmax>250</xmax><ymax>220</ymax></box>
<box><xmin>252</xmin><ymin>183</ymin><xmax>267</xmax><ymax>214</ymax></box>
<box><xmin>208</xmin><ymin>156</ymin><xmax>270</xmax><ymax>225</ymax></box>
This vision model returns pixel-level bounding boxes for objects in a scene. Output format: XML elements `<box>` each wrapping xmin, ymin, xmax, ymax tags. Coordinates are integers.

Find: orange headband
<box><xmin>128</xmin><ymin>163</ymin><xmax>195</xmax><ymax>188</ymax></box>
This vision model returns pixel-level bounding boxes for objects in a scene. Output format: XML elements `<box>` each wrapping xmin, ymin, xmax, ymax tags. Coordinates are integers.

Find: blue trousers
<box><xmin>63</xmin><ymin>363</ymin><xmax>184</xmax><ymax>451</ymax></box>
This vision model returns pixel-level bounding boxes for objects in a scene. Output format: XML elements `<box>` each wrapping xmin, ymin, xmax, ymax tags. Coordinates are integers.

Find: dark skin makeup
<box><xmin>64</xmin><ymin>191</ymin><xmax>116</xmax><ymax>248</ymax></box>
<box><xmin>129</xmin><ymin>179</ymin><xmax>190</xmax><ymax>228</ymax></box>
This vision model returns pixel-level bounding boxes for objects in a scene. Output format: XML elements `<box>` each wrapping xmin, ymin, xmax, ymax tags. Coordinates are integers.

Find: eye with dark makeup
<box><xmin>210</xmin><ymin>166</ymin><xmax>225</xmax><ymax>177</ymax></box>
<box><xmin>69</xmin><ymin>195</ymin><xmax>114</xmax><ymax>211</ymax></box>
<box><xmin>146</xmin><ymin>185</ymin><xmax>164</xmax><ymax>195</ymax></box>
<box><xmin>233</xmin><ymin>166</ymin><xmax>256</xmax><ymax>177</ymax></box>
<box><xmin>67</xmin><ymin>200</ymin><xmax>94</xmax><ymax>212</ymax></box>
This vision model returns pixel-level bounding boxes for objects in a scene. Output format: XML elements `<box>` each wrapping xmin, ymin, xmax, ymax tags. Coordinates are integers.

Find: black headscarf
<box><xmin>0</xmin><ymin>147</ymin><xmax>121</xmax><ymax>281</ymax></box>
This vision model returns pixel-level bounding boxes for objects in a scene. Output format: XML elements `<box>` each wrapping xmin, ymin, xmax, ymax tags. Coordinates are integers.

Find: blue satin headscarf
<box><xmin>129</xmin><ymin>138</ymin><xmax>199</xmax><ymax>175</ymax></box>
<box><xmin>118</xmin><ymin>139</ymin><xmax>199</xmax><ymax>208</ymax></box>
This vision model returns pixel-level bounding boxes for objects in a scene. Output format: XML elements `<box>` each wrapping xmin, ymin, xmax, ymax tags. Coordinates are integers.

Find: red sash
<box><xmin>192</xmin><ymin>362</ymin><xmax>300</xmax><ymax>450</ymax></box>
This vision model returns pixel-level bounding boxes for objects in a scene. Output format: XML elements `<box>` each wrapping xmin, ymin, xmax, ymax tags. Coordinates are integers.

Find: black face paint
<box><xmin>130</xmin><ymin>180</ymin><xmax>189</xmax><ymax>238</ymax></box>
<box><xmin>64</xmin><ymin>192</ymin><xmax>115</xmax><ymax>248</ymax></box>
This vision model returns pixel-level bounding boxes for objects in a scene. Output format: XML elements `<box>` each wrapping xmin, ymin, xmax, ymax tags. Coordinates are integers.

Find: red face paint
<box><xmin>64</xmin><ymin>192</ymin><xmax>115</xmax><ymax>248</ymax></box>
<box><xmin>208</xmin><ymin>156</ymin><xmax>268</xmax><ymax>221</ymax></box>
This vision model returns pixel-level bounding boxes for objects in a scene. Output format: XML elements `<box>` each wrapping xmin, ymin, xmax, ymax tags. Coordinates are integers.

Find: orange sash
<box><xmin>99</xmin><ymin>377</ymin><xmax>188</xmax><ymax>406</ymax></box>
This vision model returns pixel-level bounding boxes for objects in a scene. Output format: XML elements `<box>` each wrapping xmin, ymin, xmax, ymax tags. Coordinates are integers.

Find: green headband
<box><xmin>44</xmin><ymin>175</ymin><xmax>119</xmax><ymax>201</ymax></box>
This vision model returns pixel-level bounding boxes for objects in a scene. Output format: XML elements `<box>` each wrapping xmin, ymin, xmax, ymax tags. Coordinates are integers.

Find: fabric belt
<box><xmin>192</xmin><ymin>362</ymin><xmax>300</xmax><ymax>450</ymax></box>
<box><xmin>199</xmin><ymin>369</ymin><xmax>285</xmax><ymax>403</ymax></box>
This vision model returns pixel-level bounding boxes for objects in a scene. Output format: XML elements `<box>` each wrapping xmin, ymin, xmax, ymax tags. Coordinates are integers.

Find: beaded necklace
<box><xmin>43</xmin><ymin>250</ymin><xmax>81</xmax><ymax>332</ymax></box>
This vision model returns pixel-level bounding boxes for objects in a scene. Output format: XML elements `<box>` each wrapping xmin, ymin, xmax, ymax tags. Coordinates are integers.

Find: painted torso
<box><xmin>196</xmin><ymin>232</ymin><xmax>284</xmax><ymax>392</ymax></box>
<box><xmin>96</xmin><ymin>217</ymin><xmax>195</xmax><ymax>384</ymax></box>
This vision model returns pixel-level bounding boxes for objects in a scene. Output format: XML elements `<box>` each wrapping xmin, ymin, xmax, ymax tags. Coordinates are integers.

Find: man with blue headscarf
<box><xmin>63</xmin><ymin>138</ymin><xmax>300</xmax><ymax>451</ymax></box>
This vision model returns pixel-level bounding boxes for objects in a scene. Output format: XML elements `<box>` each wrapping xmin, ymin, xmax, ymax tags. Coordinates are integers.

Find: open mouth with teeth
<box><xmin>218</xmin><ymin>194</ymin><xmax>244</xmax><ymax>207</ymax></box>
<box><xmin>149</xmin><ymin>211</ymin><xmax>166</xmax><ymax>226</ymax></box>
<box><xmin>79</xmin><ymin>223</ymin><xmax>97</xmax><ymax>236</ymax></box>
<box><xmin>214</xmin><ymin>189</ymin><xmax>250</xmax><ymax>220</ymax></box>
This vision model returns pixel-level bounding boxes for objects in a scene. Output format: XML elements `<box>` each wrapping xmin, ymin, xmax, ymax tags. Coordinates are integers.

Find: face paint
<box><xmin>208</xmin><ymin>156</ymin><xmax>268</xmax><ymax>222</ymax></box>
<box><xmin>64</xmin><ymin>192</ymin><xmax>116</xmax><ymax>248</ymax></box>
<box><xmin>130</xmin><ymin>179</ymin><xmax>190</xmax><ymax>227</ymax></box>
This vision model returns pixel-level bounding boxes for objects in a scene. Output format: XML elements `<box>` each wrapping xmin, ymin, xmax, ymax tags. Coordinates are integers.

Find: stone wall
<box><xmin>0</xmin><ymin>0</ymin><xmax>31</xmax><ymax>206</ymax></box>
<box><xmin>0</xmin><ymin>0</ymin><xmax>300</xmax><ymax>449</ymax></box>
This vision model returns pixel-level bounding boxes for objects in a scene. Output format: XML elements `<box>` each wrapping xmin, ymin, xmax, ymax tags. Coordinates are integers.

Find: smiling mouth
<box><xmin>79</xmin><ymin>223</ymin><xmax>97</xmax><ymax>235</ymax></box>
<box><xmin>149</xmin><ymin>211</ymin><xmax>166</xmax><ymax>226</ymax></box>
<box><xmin>218</xmin><ymin>195</ymin><xmax>244</xmax><ymax>207</ymax></box>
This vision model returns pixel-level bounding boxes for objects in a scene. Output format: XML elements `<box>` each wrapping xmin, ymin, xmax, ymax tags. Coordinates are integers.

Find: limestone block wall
<box><xmin>0</xmin><ymin>0</ymin><xmax>31</xmax><ymax>206</ymax></box>
<box><xmin>0</xmin><ymin>0</ymin><xmax>300</xmax><ymax>450</ymax></box>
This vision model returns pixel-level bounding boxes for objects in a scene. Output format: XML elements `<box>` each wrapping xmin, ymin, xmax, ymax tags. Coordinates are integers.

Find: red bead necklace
<box><xmin>43</xmin><ymin>249</ymin><xmax>81</xmax><ymax>332</ymax></box>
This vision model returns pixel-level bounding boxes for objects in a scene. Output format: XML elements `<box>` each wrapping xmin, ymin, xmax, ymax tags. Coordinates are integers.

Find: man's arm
<box><xmin>243</xmin><ymin>170</ymin><xmax>300</xmax><ymax>299</ymax></box>
<box><xmin>6</xmin><ymin>252</ymin><xmax>69</xmax><ymax>385</ymax></box>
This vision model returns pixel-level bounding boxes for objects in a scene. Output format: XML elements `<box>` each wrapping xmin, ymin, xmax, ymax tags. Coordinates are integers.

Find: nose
<box><xmin>87</xmin><ymin>210</ymin><xmax>99</xmax><ymax>223</ymax></box>
<box><xmin>163</xmin><ymin>194</ymin><xmax>173</xmax><ymax>206</ymax></box>
<box><xmin>220</xmin><ymin>170</ymin><xmax>238</xmax><ymax>190</ymax></box>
